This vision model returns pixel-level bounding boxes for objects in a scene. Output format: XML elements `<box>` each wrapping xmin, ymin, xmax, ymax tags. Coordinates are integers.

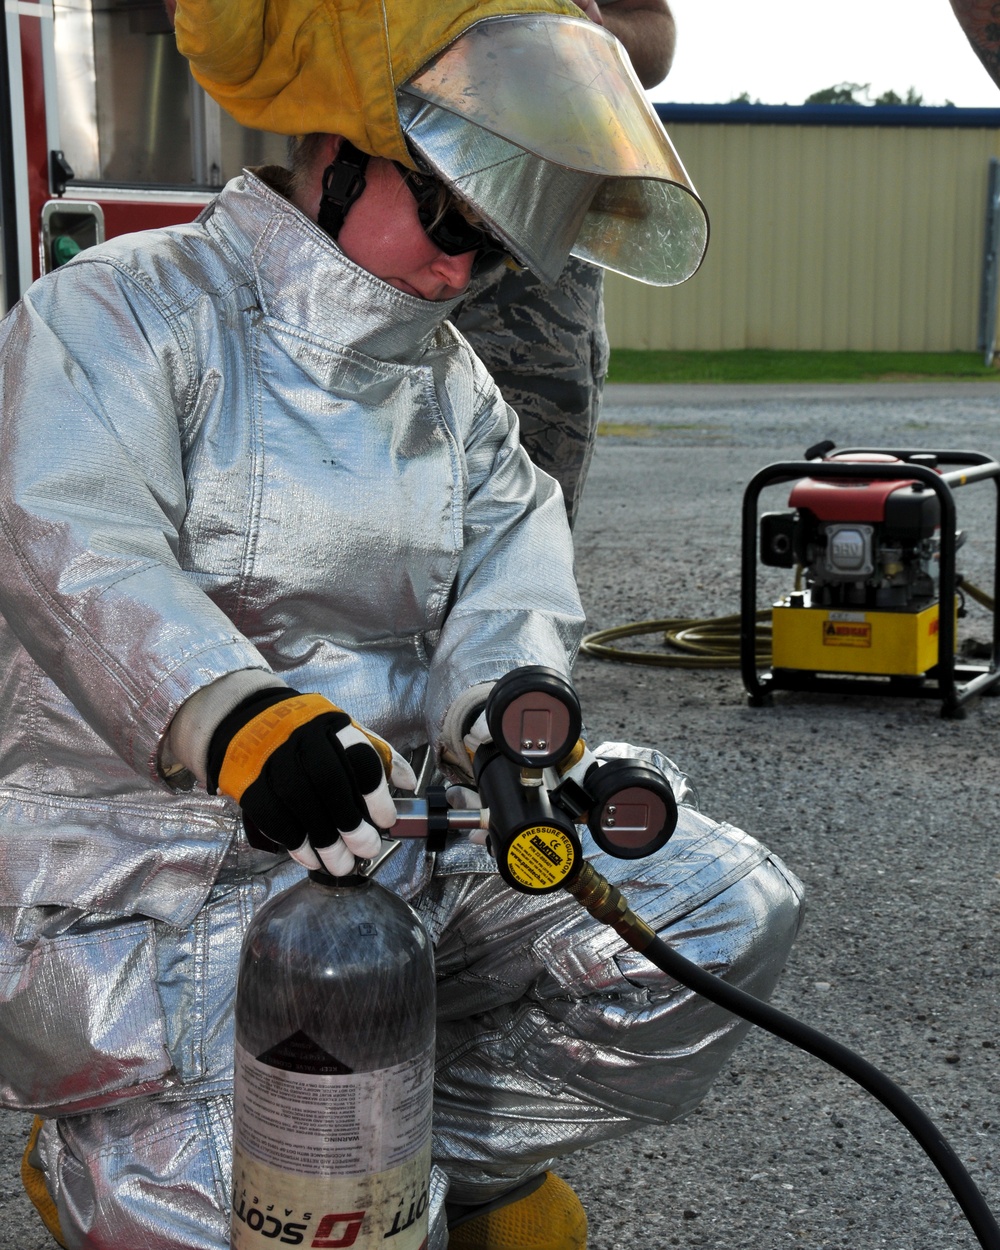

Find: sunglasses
<box><xmin>393</xmin><ymin>163</ymin><xmax>511</xmax><ymax>279</ymax></box>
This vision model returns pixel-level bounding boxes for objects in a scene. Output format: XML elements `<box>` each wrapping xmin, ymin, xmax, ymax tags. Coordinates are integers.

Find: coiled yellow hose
<box><xmin>581</xmin><ymin>578</ymin><xmax>994</xmax><ymax>668</ymax></box>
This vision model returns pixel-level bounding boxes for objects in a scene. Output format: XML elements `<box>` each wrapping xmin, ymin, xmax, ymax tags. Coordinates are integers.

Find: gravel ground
<box><xmin>562</xmin><ymin>382</ymin><xmax>1000</xmax><ymax>1250</ymax></box>
<box><xmin>3</xmin><ymin>382</ymin><xmax>1000</xmax><ymax>1249</ymax></box>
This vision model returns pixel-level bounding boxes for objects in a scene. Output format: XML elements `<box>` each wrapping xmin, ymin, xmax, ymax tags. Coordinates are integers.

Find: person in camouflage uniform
<box><xmin>455</xmin><ymin>0</ymin><xmax>676</xmax><ymax>526</ymax></box>
<box><xmin>949</xmin><ymin>1</ymin><xmax>1000</xmax><ymax>88</ymax></box>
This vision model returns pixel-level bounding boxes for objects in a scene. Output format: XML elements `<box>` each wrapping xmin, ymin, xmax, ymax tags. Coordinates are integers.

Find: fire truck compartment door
<box><xmin>40</xmin><ymin>200</ymin><xmax>105</xmax><ymax>273</ymax></box>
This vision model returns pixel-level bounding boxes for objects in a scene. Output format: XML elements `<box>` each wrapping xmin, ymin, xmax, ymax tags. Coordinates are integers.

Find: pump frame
<box><xmin>740</xmin><ymin>448</ymin><xmax>1000</xmax><ymax>718</ymax></box>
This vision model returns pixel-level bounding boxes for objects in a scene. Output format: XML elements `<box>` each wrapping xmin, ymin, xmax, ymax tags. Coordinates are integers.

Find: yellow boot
<box><xmin>447</xmin><ymin>1172</ymin><xmax>587</xmax><ymax>1250</ymax></box>
<box><xmin>21</xmin><ymin>1116</ymin><xmax>67</xmax><ymax>1248</ymax></box>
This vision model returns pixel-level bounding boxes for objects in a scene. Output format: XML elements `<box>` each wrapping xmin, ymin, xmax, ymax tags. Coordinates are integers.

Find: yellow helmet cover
<box><xmin>173</xmin><ymin>0</ymin><xmax>580</xmax><ymax>166</ymax></box>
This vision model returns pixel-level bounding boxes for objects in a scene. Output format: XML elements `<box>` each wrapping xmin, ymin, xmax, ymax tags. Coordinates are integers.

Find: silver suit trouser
<box><xmin>22</xmin><ymin>751</ymin><xmax>804</xmax><ymax>1249</ymax></box>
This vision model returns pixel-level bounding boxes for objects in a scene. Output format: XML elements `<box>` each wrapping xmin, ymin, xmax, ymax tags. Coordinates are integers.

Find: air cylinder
<box><xmin>230</xmin><ymin>871</ymin><xmax>436</xmax><ymax>1249</ymax></box>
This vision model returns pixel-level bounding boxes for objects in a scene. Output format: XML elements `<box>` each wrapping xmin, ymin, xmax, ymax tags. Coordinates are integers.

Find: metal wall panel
<box><xmin>604</xmin><ymin>120</ymin><xmax>1000</xmax><ymax>351</ymax></box>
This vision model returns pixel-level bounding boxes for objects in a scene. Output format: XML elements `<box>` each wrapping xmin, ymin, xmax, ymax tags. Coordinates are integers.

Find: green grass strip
<box><xmin>607</xmin><ymin>349</ymin><xmax>1000</xmax><ymax>385</ymax></box>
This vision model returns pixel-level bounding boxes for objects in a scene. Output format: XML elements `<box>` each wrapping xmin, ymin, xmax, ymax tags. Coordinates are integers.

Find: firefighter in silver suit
<box><xmin>0</xmin><ymin>2</ymin><xmax>801</xmax><ymax>1248</ymax></box>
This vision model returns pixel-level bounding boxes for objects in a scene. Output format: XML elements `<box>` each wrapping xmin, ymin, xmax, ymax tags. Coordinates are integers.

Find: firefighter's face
<box><xmin>337</xmin><ymin>156</ymin><xmax>476</xmax><ymax>300</ymax></box>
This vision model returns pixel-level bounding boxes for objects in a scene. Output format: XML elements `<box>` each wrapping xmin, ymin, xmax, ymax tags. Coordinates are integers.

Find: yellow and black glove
<box><xmin>206</xmin><ymin>688</ymin><xmax>416</xmax><ymax>876</ymax></box>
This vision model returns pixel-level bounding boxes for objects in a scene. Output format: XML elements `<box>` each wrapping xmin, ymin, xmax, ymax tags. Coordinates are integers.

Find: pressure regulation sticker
<box><xmin>505</xmin><ymin>825</ymin><xmax>577</xmax><ymax>891</ymax></box>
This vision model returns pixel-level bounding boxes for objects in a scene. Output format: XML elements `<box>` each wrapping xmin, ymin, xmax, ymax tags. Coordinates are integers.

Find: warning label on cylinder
<box><xmin>233</xmin><ymin>1041</ymin><xmax>433</xmax><ymax>1177</ymax></box>
<box><xmin>231</xmin><ymin>1043</ymin><xmax>433</xmax><ymax>1248</ymax></box>
<box><xmin>505</xmin><ymin>825</ymin><xmax>576</xmax><ymax>890</ymax></box>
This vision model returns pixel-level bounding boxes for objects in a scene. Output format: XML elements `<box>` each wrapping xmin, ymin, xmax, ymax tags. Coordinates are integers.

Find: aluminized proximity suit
<box><xmin>0</xmin><ymin>170</ymin><xmax>803</xmax><ymax>1249</ymax></box>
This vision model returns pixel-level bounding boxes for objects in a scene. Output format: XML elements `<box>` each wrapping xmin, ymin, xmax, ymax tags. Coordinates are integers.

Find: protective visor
<box><xmin>399</xmin><ymin>14</ymin><xmax>709</xmax><ymax>287</ymax></box>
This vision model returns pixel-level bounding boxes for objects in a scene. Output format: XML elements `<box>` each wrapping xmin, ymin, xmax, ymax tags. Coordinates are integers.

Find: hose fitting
<box><xmin>563</xmin><ymin>861</ymin><xmax>657</xmax><ymax>950</ymax></box>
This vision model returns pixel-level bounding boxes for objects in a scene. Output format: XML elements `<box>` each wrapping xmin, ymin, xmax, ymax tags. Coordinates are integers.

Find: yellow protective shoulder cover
<box><xmin>174</xmin><ymin>0</ymin><xmax>580</xmax><ymax>165</ymax></box>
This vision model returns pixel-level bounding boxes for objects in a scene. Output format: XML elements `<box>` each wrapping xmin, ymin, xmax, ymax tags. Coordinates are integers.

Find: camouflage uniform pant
<box><xmin>454</xmin><ymin>257</ymin><xmax>609</xmax><ymax>529</ymax></box>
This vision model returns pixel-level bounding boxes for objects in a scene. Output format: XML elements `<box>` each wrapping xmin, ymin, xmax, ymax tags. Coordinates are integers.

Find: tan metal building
<box><xmin>605</xmin><ymin>103</ymin><xmax>1000</xmax><ymax>352</ymax></box>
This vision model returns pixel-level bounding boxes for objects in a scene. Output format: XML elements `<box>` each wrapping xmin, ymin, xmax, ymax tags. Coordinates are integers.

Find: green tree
<box><xmin>873</xmin><ymin>86</ymin><xmax>924</xmax><ymax>105</ymax></box>
<box><xmin>804</xmin><ymin>82</ymin><xmax>868</xmax><ymax>105</ymax></box>
<box><xmin>805</xmin><ymin>83</ymin><xmax>947</xmax><ymax>108</ymax></box>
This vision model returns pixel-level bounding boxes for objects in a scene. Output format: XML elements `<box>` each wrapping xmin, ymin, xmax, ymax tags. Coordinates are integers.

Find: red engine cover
<box><xmin>789</xmin><ymin>455</ymin><xmax>920</xmax><ymax>523</ymax></box>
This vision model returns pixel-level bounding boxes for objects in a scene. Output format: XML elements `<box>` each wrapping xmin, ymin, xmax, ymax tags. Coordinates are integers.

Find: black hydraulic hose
<box><xmin>645</xmin><ymin>934</ymin><xmax>1000</xmax><ymax>1249</ymax></box>
<box><xmin>565</xmin><ymin>863</ymin><xmax>1000</xmax><ymax>1250</ymax></box>
<box><xmin>474</xmin><ymin>670</ymin><xmax>1000</xmax><ymax>1247</ymax></box>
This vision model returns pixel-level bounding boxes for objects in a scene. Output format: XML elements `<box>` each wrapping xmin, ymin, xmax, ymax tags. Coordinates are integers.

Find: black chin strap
<box><xmin>317</xmin><ymin>140</ymin><xmax>371</xmax><ymax>240</ymax></box>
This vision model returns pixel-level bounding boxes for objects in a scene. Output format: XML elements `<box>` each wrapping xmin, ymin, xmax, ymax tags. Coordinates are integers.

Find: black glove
<box><xmin>206</xmin><ymin>688</ymin><xmax>416</xmax><ymax>876</ymax></box>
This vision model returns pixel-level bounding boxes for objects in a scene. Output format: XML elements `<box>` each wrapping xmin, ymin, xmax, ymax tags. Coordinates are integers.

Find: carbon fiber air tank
<box><xmin>230</xmin><ymin>871</ymin><xmax>436</xmax><ymax>1250</ymax></box>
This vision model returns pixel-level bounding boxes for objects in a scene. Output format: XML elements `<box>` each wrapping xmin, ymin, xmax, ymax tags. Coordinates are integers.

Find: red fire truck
<box><xmin>0</xmin><ymin>0</ymin><xmax>284</xmax><ymax>313</ymax></box>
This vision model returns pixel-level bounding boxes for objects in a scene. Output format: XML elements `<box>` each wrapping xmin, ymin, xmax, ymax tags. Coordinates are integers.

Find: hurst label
<box><xmin>822</xmin><ymin>619</ymin><xmax>871</xmax><ymax>647</ymax></box>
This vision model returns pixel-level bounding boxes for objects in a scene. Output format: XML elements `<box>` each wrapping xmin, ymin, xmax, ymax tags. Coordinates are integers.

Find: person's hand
<box><xmin>573</xmin><ymin>0</ymin><xmax>605</xmax><ymax>22</ymax></box>
<box><xmin>445</xmin><ymin>782</ymin><xmax>490</xmax><ymax>845</ymax></box>
<box><xmin>461</xmin><ymin>707</ymin><xmax>493</xmax><ymax>764</ymax></box>
<box><xmin>207</xmin><ymin>688</ymin><xmax>416</xmax><ymax>875</ymax></box>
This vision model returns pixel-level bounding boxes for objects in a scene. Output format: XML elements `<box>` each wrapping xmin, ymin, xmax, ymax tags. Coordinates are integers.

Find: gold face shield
<box><xmin>399</xmin><ymin>14</ymin><xmax>709</xmax><ymax>286</ymax></box>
